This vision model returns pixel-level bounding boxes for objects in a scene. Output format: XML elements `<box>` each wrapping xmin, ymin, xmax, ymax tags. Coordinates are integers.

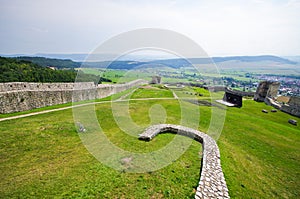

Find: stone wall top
<box><xmin>289</xmin><ymin>96</ymin><xmax>300</xmax><ymax>107</ymax></box>
<box><xmin>0</xmin><ymin>82</ymin><xmax>96</xmax><ymax>92</ymax></box>
<box><xmin>0</xmin><ymin>79</ymin><xmax>148</xmax><ymax>93</ymax></box>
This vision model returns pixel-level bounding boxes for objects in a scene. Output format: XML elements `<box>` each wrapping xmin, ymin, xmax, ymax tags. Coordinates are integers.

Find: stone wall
<box><xmin>254</xmin><ymin>81</ymin><xmax>280</xmax><ymax>102</ymax></box>
<box><xmin>253</xmin><ymin>81</ymin><xmax>300</xmax><ymax>117</ymax></box>
<box><xmin>151</xmin><ymin>76</ymin><xmax>162</xmax><ymax>84</ymax></box>
<box><xmin>228</xmin><ymin>89</ymin><xmax>255</xmax><ymax>97</ymax></box>
<box><xmin>204</xmin><ymin>86</ymin><xmax>226</xmax><ymax>92</ymax></box>
<box><xmin>281</xmin><ymin>96</ymin><xmax>300</xmax><ymax>117</ymax></box>
<box><xmin>264</xmin><ymin>96</ymin><xmax>300</xmax><ymax>118</ymax></box>
<box><xmin>223</xmin><ymin>89</ymin><xmax>243</xmax><ymax>107</ymax></box>
<box><xmin>0</xmin><ymin>80</ymin><xmax>147</xmax><ymax>114</ymax></box>
<box><xmin>288</xmin><ymin>96</ymin><xmax>300</xmax><ymax>107</ymax></box>
<box><xmin>0</xmin><ymin>82</ymin><xmax>95</xmax><ymax>92</ymax></box>
<box><xmin>139</xmin><ymin>124</ymin><xmax>230</xmax><ymax>199</ymax></box>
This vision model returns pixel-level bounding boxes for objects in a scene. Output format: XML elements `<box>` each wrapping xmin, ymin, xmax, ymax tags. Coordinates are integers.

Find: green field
<box><xmin>79</xmin><ymin>68</ymin><xmax>152</xmax><ymax>83</ymax></box>
<box><xmin>130</xmin><ymin>86</ymin><xmax>174</xmax><ymax>99</ymax></box>
<box><xmin>0</xmin><ymin>86</ymin><xmax>299</xmax><ymax>198</ymax></box>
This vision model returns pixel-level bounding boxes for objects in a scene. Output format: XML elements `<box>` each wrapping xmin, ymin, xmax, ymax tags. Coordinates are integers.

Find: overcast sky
<box><xmin>0</xmin><ymin>0</ymin><xmax>300</xmax><ymax>56</ymax></box>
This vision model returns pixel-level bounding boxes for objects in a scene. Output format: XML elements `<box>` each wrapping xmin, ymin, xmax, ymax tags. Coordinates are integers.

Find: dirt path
<box><xmin>0</xmin><ymin>87</ymin><xmax>185</xmax><ymax>122</ymax></box>
<box><xmin>0</xmin><ymin>101</ymin><xmax>104</xmax><ymax>122</ymax></box>
<box><xmin>172</xmin><ymin>90</ymin><xmax>179</xmax><ymax>99</ymax></box>
<box><xmin>0</xmin><ymin>97</ymin><xmax>179</xmax><ymax>122</ymax></box>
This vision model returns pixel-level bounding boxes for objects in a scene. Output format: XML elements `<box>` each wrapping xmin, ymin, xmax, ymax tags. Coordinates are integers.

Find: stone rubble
<box><xmin>139</xmin><ymin>124</ymin><xmax>230</xmax><ymax>199</ymax></box>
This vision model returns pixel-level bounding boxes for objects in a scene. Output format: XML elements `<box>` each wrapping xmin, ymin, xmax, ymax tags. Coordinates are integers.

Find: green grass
<box><xmin>0</xmin><ymin>96</ymin><xmax>113</xmax><ymax>119</ymax></box>
<box><xmin>219</xmin><ymin>100</ymin><xmax>299</xmax><ymax>198</ymax></box>
<box><xmin>0</xmin><ymin>97</ymin><xmax>202</xmax><ymax>198</ymax></box>
<box><xmin>0</xmin><ymin>86</ymin><xmax>299</xmax><ymax>198</ymax></box>
<box><xmin>172</xmin><ymin>87</ymin><xmax>224</xmax><ymax>102</ymax></box>
<box><xmin>79</xmin><ymin>68</ymin><xmax>151</xmax><ymax>83</ymax></box>
<box><xmin>130</xmin><ymin>86</ymin><xmax>174</xmax><ymax>99</ymax></box>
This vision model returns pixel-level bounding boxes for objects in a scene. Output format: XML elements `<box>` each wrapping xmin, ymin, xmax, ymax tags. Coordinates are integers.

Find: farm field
<box><xmin>0</xmin><ymin>86</ymin><xmax>299</xmax><ymax>198</ymax></box>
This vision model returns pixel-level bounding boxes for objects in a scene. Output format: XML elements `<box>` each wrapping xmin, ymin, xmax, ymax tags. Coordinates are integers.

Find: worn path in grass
<box><xmin>0</xmin><ymin>98</ymin><xmax>180</xmax><ymax>122</ymax></box>
<box><xmin>0</xmin><ymin>95</ymin><xmax>220</xmax><ymax>122</ymax></box>
<box><xmin>0</xmin><ymin>87</ymin><xmax>211</xmax><ymax>122</ymax></box>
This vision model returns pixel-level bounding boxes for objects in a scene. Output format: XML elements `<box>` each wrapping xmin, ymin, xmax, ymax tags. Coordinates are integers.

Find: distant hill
<box><xmin>0</xmin><ymin>57</ymin><xmax>111</xmax><ymax>83</ymax></box>
<box><xmin>2</xmin><ymin>54</ymin><xmax>297</xmax><ymax>70</ymax></box>
<box><xmin>283</xmin><ymin>56</ymin><xmax>300</xmax><ymax>63</ymax></box>
<box><xmin>211</xmin><ymin>55</ymin><xmax>297</xmax><ymax>64</ymax></box>
<box><xmin>155</xmin><ymin>55</ymin><xmax>297</xmax><ymax>67</ymax></box>
<box><xmin>15</xmin><ymin>56</ymin><xmax>81</xmax><ymax>69</ymax></box>
<box><xmin>84</xmin><ymin>55</ymin><xmax>297</xmax><ymax>69</ymax></box>
<box><xmin>35</xmin><ymin>53</ymin><xmax>89</xmax><ymax>62</ymax></box>
<box><xmin>82</xmin><ymin>60</ymin><xmax>148</xmax><ymax>69</ymax></box>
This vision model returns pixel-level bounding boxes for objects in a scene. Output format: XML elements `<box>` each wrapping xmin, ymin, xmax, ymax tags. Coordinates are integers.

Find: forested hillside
<box><xmin>15</xmin><ymin>56</ymin><xmax>81</xmax><ymax>69</ymax></box>
<box><xmin>0</xmin><ymin>57</ymin><xmax>111</xmax><ymax>83</ymax></box>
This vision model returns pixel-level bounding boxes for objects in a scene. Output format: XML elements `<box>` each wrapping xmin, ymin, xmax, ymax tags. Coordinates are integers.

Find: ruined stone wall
<box><xmin>204</xmin><ymin>86</ymin><xmax>225</xmax><ymax>92</ymax></box>
<box><xmin>151</xmin><ymin>76</ymin><xmax>161</xmax><ymax>84</ymax></box>
<box><xmin>228</xmin><ymin>90</ymin><xmax>255</xmax><ymax>97</ymax></box>
<box><xmin>264</xmin><ymin>96</ymin><xmax>300</xmax><ymax>118</ymax></box>
<box><xmin>0</xmin><ymin>80</ymin><xmax>147</xmax><ymax>114</ymax></box>
<box><xmin>288</xmin><ymin>96</ymin><xmax>300</xmax><ymax>107</ymax></box>
<box><xmin>267</xmin><ymin>82</ymin><xmax>280</xmax><ymax>98</ymax></box>
<box><xmin>281</xmin><ymin>105</ymin><xmax>300</xmax><ymax>118</ymax></box>
<box><xmin>281</xmin><ymin>96</ymin><xmax>300</xmax><ymax>118</ymax></box>
<box><xmin>0</xmin><ymin>82</ymin><xmax>95</xmax><ymax>92</ymax></box>
<box><xmin>223</xmin><ymin>89</ymin><xmax>243</xmax><ymax>107</ymax></box>
<box><xmin>254</xmin><ymin>81</ymin><xmax>280</xmax><ymax>102</ymax></box>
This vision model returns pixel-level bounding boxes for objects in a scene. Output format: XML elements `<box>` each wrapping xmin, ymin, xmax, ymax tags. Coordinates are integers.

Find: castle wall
<box><xmin>288</xmin><ymin>96</ymin><xmax>300</xmax><ymax>107</ymax></box>
<box><xmin>281</xmin><ymin>105</ymin><xmax>300</xmax><ymax>118</ymax></box>
<box><xmin>281</xmin><ymin>96</ymin><xmax>300</xmax><ymax>117</ymax></box>
<box><xmin>0</xmin><ymin>82</ymin><xmax>95</xmax><ymax>92</ymax></box>
<box><xmin>0</xmin><ymin>80</ymin><xmax>147</xmax><ymax>114</ymax></box>
<box><xmin>254</xmin><ymin>81</ymin><xmax>280</xmax><ymax>102</ymax></box>
<box><xmin>264</xmin><ymin>96</ymin><xmax>300</xmax><ymax>118</ymax></box>
<box><xmin>267</xmin><ymin>82</ymin><xmax>280</xmax><ymax>98</ymax></box>
<box><xmin>204</xmin><ymin>86</ymin><xmax>225</xmax><ymax>92</ymax></box>
<box><xmin>151</xmin><ymin>76</ymin><xmax>161</xmax><ymax>84</ymax></box>
<box><xmin>223</xmin><ymin>89</ymin><xmax>243</xmax><ymax>107</ymax></box>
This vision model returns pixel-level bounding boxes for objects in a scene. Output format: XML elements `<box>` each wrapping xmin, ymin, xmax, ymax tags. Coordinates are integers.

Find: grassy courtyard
<box><xmin>0</xmin><ymin>86</ymin><xmax>299</xmax><ymax>198</ymax></box>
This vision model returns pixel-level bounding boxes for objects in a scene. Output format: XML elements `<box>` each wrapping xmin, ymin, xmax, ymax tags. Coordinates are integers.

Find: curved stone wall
<box><xmin>139</xmin><ymin>124</ymin><xmax>230</xmax><ymax>199</ymax></box>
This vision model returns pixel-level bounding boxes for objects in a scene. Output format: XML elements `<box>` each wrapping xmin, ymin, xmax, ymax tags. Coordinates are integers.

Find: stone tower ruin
<box><xmin>254</xmin><ymin>81</ymin><xmax>280</xmax><ymax>102</ymax></box>
<box><xmin>151</xmin><ymin>76</ymin><xmax>162</xmax><ymax>84</ymax></box>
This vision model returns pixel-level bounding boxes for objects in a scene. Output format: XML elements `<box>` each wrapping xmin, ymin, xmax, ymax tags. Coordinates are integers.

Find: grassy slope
<box><xmin>219</xmin><ymin>100</ymin><xmax>299</xmax><ymax>199</ymax></box>
<box><xmin>0</xmin><ymin>87</ymin><xmax>299</xmax><ymax>198</ymax></box>
<box><xmin>80</xmin><ymin>68</ymin><xmax>151</xmax><ymax>83</ymax></box>
<box><xmin>130</xmin><ymin>86</ymin><xmax>174</xmax><ymax>99</ymax></box>
<box><xmin>0</xmin><ymin>88</ymin><xmax>201</xmax><ymax>198</ymax></box>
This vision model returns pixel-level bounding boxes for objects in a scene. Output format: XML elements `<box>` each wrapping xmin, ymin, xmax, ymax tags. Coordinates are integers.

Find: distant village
<box><xmin>226</xmin><ymin>74</ymin><xmax>300</xmax><ymax>97</ymax></box>
<box><xmin>156</xmin><ymin>69</ymin><xmax>300</xmax><ymax>97</ymax></box>
<box><xmin>255</xmin><ymin>75</ymin><xmax>300</xmax><ymax>96</ymax></box>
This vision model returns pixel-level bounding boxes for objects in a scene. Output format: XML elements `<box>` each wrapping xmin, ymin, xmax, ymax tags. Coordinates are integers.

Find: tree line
<box><xmin>15</xmin><ymin>56</ymin><xmax>81</xmax><ymax>69</ymax></box>
<box><xmin>0</xmin><ymin>57</ymin><xmax>111</xmax><ymax>84</ymax></box>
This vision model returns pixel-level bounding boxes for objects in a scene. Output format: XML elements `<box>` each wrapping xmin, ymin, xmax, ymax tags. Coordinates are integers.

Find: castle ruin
<box><xmin>281</xmin><ymin>96</ymin><xmax>300</xmax><ymax>117</ymax></box>
<box><xmin>254</xmin><ymin>80</ymin><xmax>300</xmax><ymax>117</ymax></box>
<box><xmin>0</xmin><ymin>80</ymin><xmax>147</xmax><ymax>114</ymax></box>
<box><xmin>254</xmin><ymin>81</ymin><xmax>280</xmax><ymax>102</ymax></box>
<box><xmin>151</xmin><ymin>76</ymin><xmax>161</xmax><ymax>84</ymax></box>
<box><xmin>222</xmin><ymin>88</ymin><xmax>243</xmax><ymax>107</ymax></box>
